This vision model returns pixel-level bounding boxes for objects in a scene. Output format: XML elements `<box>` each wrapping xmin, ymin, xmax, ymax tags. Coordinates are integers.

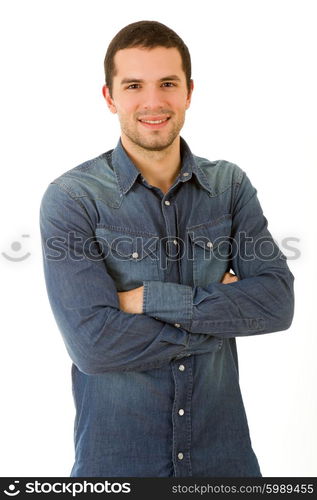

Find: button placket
<box><xmin>161</xmin><ymin>195</ymin><xmax>179</xmax><ymax>281</ymax></box>
<box><xmin>171</xmin><ymin>358</ymin><xmax>193</xmax><ymax>476</ymax></box>
<box><xmin>168</xmin><ymin>237</ymin><xmax>179</xmax><ymax>260</ymax></box>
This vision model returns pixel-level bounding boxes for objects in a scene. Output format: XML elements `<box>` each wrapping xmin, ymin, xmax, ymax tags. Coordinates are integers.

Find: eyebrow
<box><xmin>120</xmin><ymin>75</ymin><xmax>182</xmax><ymax>86</ymax></box>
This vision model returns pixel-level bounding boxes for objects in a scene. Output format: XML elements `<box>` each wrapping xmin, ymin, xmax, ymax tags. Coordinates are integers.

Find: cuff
<box><xmin>159</xmin><ymin>323</ymin><xmax>189</xmax><ymax>347</ymax></box>
<box><xmin>143</xmin><ymin>280</ymin><xmax>193</xmax><ymax>329</ymax></box>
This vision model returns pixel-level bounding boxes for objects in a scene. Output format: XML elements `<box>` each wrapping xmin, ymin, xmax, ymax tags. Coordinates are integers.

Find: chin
<box><xmin>139</xmin><ymin>135</ymin><xmax>179</xmax><ymax>152</ymax></box>
<box><xmin>141</xmin><ymin>142</ymin><xmax>172</xmax><ymax>151</ymax></box>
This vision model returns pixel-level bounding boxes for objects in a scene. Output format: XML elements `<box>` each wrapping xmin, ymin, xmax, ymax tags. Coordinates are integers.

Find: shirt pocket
<box><xmin>187</xmin><ymin>214</ymin><xmax>232</xmax><ymax>287</ymax></box>
<box><xmin>95</xmin><ymin>227</ymin><xmax>159</xmax><ymax>291</ymax></box>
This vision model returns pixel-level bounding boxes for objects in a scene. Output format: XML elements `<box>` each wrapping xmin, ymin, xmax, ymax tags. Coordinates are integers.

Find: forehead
<box><xmin>113</xmin><ymin>46</ymin><xmax>185</xmax><ymax>80</ymax></box>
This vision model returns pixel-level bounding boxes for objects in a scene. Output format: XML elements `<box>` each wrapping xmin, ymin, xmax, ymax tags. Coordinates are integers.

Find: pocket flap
<box><xmin>95</xmin><ymin>228</ymin><xmax>158</xmax><ymax>261</ymax></box>
<box><xmin>187</xmin><ymin>215</ymin><xmax>232</xmax><ymax>250</ymax></box>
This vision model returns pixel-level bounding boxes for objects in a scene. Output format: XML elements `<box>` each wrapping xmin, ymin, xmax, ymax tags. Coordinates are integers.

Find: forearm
<box><xmin>142</xmin><ymin>266</ymin><xmax>294</xmax><ymax>337</ymax></box>
<box><xmin>44</xmin><ymin>269</ymin><xmax>227</xmax><ymax>374</ymax></box>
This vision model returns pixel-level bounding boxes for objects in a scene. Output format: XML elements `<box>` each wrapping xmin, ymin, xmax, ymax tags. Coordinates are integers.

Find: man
<box><xmin>40</xmin><ymin>20</ymin><xmax>294</xmax><ymax>477</ymax></box>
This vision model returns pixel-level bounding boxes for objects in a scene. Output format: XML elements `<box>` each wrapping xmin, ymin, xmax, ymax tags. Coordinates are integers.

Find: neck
<box><xmin>121</xmin><ymin>134</ymin><xmax>182</xmax><ymax>193</ymax></box>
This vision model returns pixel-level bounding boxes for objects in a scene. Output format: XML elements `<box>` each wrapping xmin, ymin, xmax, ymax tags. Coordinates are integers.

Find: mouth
<box><xmin>138</xmin><ymin>116</ymin><xmax>171</xmax><ymax>129</ymax></box>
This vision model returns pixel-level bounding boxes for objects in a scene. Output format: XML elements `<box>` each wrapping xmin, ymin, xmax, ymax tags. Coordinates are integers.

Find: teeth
<box><xmin>141</xmin><ymin>118</ymin><xmax>168</xmax><ymax>124</ymax></box>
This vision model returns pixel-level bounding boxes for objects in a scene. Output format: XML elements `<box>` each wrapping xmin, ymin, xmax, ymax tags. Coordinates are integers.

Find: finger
<box><xmin>221</xmin><ymin>273</ymin><xmax>232</xmax><ymax>284</ymax></box>
<box><xmin>221</xmin><ymin>272</ymin><xmax>239</xmax><ymax>284</ymax></box>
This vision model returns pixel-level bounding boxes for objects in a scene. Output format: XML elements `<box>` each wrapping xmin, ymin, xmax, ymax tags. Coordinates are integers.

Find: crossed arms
<box><xmin>40</xmin><ymin>172</ymin><xmax>294</xmax><ymax>375</ymax></box>
<box><xmin>118</xmin><ymin>272</ymin><xmax>239</xmax><ymax>314</ymax></box>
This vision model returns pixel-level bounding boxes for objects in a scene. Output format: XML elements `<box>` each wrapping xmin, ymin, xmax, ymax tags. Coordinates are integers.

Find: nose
<box><xmin>141</xmin><ymin>85</ymin><xmax>165</xmax><ymax>110</ymax></box>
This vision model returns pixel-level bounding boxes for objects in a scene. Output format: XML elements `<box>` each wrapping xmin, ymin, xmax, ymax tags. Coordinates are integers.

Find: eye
<box><xmin>127</xmin><ymin>84</ymin><xmax>140</xmax><ymax>89</ymax></box>
<box><xmin>162</xmin><ymin>82</ymin><xmax>175</xmax><ymax>87</ymax></box>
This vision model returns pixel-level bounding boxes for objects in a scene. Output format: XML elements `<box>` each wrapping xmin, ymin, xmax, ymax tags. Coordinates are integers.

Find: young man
<box><xmin>40</xmin><ymin>20</ymin><xmax>294</xmax><ymax>477</ymax></box>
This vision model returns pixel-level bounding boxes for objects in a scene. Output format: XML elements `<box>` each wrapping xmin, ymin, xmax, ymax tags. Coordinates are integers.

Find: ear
<box><xmin>185</xmin><ymin>79</ymin><xmax>194</xmax><ymax>110</ymax></box>
<box><xmin>102</xmin><ymin>85</ymin><xmax>117</xmax><ymax>114</ymax></box>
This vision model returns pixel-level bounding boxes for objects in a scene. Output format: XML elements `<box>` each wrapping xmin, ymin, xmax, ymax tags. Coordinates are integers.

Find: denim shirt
<box><xmin>39</xmin><ymin>136</ymin><xmax>294</xmax><ymax>477</ymax></box>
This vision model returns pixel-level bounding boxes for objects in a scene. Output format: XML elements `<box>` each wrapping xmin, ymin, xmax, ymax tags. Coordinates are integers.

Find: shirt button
<box><xmin>131</xmin><ymin>252</ymin><xmax>139</xmax><ymax>259</ymax></box>
<box><xmin>206</xmin><ymin>241</ymin><xmax>213</xmax><ymax>248</ymax></box>
<box><xmin>182</xmin><ymin>172</ymin><xmax>189</xmax><ymax>176</ymax></box>
<box><xmin>164</xmin><ymin>200</ymin><xmax>171</xmax><ymax>206</ymax></box>
<box><xmin>174</xmin><ymin>323</ymin><xmax>181</xmax><ymax>328</ymax></box>
<box><xmin>173</xmin><ymin>239</ymin><xmax>178</xmax><ymax>245</ymax></box>
<box><xmin>178</xmin><ymin>409</ymin><xmax>185</xmax><ymax>416</ymax></box>
<box><xmin>178</xmin><ymin>452</ymin><xmax>184</xmax><ymax>460</ymax></box>
<box><xmin>179</xmin><ymin>364</ymin><xmax>185</xmax><ymax>371</ymax></box>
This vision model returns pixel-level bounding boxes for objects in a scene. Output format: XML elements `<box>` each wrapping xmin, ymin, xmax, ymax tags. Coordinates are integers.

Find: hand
<box><xmin>117</xmin><ymin>286</ymin><xmax>144</xmax><ymax>314</ymax></box>
<box><xmin>221</xmin><ymin>271</ymin><xmax>239</xmax><ymax>284</ymax></box>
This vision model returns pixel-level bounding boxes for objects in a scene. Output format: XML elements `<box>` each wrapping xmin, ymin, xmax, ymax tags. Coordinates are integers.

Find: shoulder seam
<box><xmin>50</xmin><ymin>181</ymin><xmax>89</xmax><ymax>216</ymax></box>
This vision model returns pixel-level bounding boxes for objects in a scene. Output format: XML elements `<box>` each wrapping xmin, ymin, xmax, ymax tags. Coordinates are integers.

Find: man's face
<box><xmin>103</xmin><ymin>46</ymin><xmax>193</xmax><ymax>152</ymax></box>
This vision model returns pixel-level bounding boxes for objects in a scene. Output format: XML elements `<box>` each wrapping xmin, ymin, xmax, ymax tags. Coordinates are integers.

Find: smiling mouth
<box><xmin>138</xmin><ymin>117</ymin><xmax>171</xmax><ymax>128</ymax></box>
<box><xmin>139</xmin><ymin>117</ymin><xmax>170</xmax><ymax>124</ymax></box>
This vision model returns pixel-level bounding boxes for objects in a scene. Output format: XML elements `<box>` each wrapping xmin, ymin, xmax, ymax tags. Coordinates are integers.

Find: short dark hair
<box><xmin>104</xmin><ymin>20</ymin><xmax>192</xmax><ymax>97</ymax></box>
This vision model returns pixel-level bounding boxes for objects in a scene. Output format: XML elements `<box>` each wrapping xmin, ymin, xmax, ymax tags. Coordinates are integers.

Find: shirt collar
<box><xmin>112</xmin><ymin>136</ymin><xmax>213</xmax><ymax>196</ymax></box>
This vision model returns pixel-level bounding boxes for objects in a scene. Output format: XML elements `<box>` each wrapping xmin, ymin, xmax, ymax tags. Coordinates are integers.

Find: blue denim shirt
<box><xmin>39</xmin><ymin>136</ymin><xmax>294</xmax><ymax>477</ymax></box>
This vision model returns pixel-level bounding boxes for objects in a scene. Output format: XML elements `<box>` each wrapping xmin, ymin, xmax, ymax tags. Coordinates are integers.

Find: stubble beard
<box><xmin>120</xmin><ymin>114</ymin><xmax>185</xmax><ymax>152</ymax></box>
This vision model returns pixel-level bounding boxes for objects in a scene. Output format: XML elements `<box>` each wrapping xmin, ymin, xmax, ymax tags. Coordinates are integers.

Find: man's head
<box><xmin>104</xmin><ymin>20</ymin><xmax>192</xmax><ymax>98</ymax></box>
<box><xmin>102</xmin><ymin>20</ymin><xmax>194</xmax><ymax>152</ymax></box>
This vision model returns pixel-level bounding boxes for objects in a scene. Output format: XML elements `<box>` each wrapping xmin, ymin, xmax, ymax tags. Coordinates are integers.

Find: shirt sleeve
<box><xmin>40</xmin><ymin>182</ymin><xmax>194</xmax><ymax>375</ymax></box>
<box><xmin>142</xmin><ymin>170</ymin><xmax>295</xmax><ymax>338</ymax></box>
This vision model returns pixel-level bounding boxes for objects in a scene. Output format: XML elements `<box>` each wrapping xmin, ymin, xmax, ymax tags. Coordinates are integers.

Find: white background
<box><xmin>0</xmin><ymin>0</ymin><xmax>316</xmax><ymax>477</ymax></box>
